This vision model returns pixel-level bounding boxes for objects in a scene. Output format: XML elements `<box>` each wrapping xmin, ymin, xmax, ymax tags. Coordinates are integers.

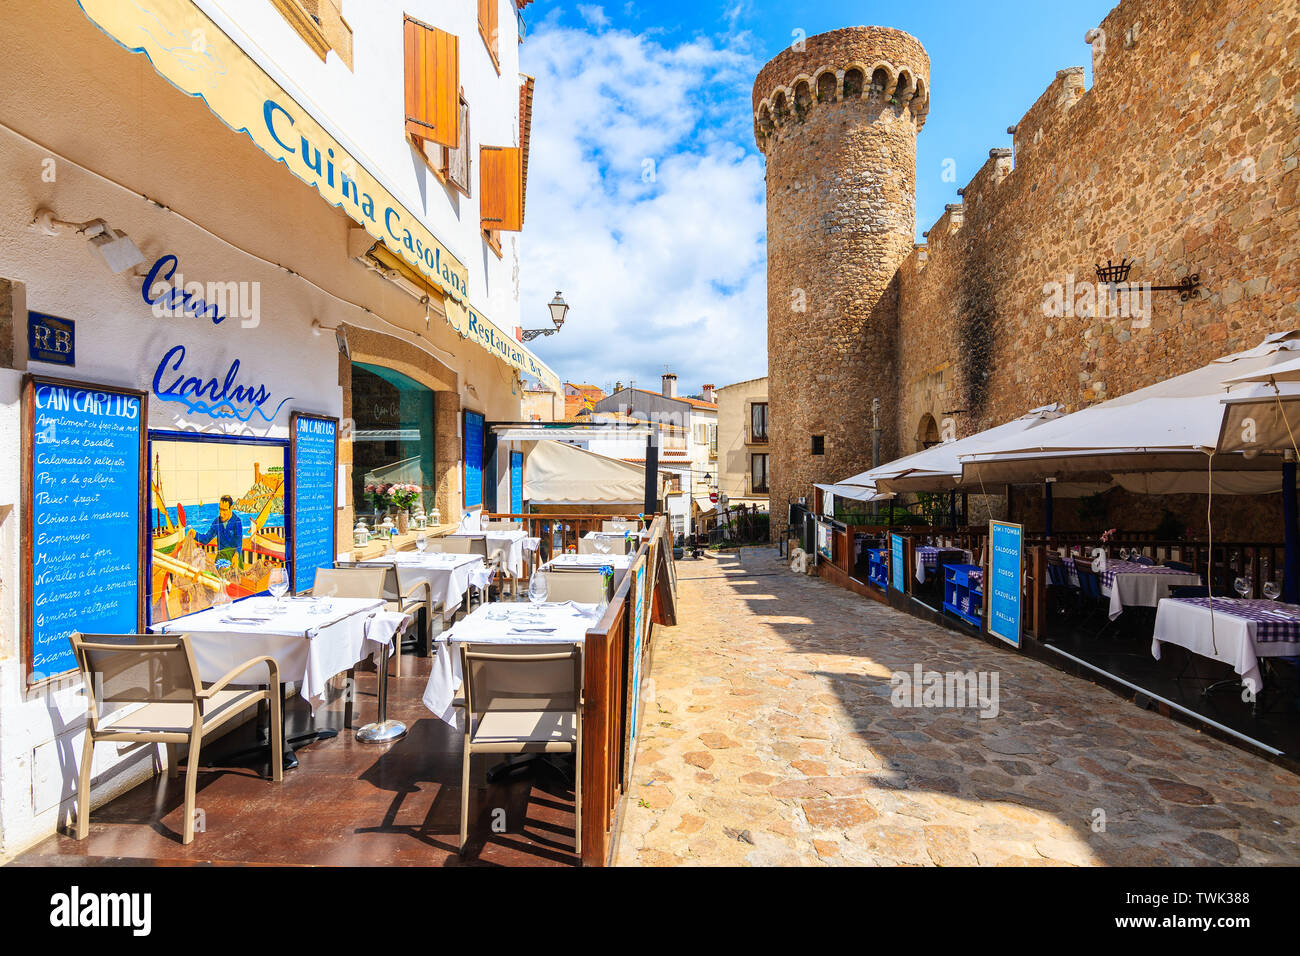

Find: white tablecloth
<box><xmin>152</xmin><ymin>596</ymin><xmax>386</xmax><ymax>710</ymax></box>
<box><xmin>1106</xmin><ymin>566</ymin><xmax>1202</xmax><ymax>619</ymax></box>
<box><xmin>1152</xmin><ymin>598</ymin><xmax>1300</xmax><ymax>693</ymax></box>
<box><xmin>448</xmin><ymin>530</ymin><xmax>530</xmax><ymax>578</ymax></box>
<box><xmin>363</xmin><ymin>552</ymin><xmax>490</xmax><ymax>621</ymax></box>
<box><xmin>544</xmin><ymin>553</ymin><xmax>634</xmax><ymax>573</ymax></box>
<box><xmin>422</xmin><ymin>601</ymin><xmax>599</xmax><ymax>729</ymax></box>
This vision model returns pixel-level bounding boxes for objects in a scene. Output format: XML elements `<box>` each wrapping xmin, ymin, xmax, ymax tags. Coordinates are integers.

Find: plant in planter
<box><xmin>388</xmin><ymin>483</ymin><xmax>422</xmax><ymax>534</ymax></box>
<box><xmin>365</xmin><ymin>482</ymin><xmax>393</xmax><ymax>515</ymax></box>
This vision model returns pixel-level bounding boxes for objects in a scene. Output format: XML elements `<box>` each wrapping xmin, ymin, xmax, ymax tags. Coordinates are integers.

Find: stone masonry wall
<box><xmin>755</xmin><ymin>27</ymin><xmax>930</xmax><ymax>539</ymax></box>
<box><xmin>896</xmin><ymin>0</ymin><xmax>1300</xmax><ymax>540</ymax></box>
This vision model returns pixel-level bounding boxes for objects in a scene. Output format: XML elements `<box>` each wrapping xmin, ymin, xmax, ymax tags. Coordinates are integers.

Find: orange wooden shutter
<box><xmin>403</xmin><ymin>17</ymin><xmax>458</xmax><ymax>148</ymax></box>
<box><xmin>480</xmin><ymin>146</ymin><xmax>523</xmax><ymax>232</ymax></box>
<box><xmin>478</xmin><ymin>0</ymin><xmax>499</xmax><ymax>59</ymax></box>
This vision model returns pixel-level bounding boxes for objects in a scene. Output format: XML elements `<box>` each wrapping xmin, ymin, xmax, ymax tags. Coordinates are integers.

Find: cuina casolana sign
<box><xmin>77</xmin><ymin>0</ymin><xmax>560</xmax><ymax>393</ymax></box>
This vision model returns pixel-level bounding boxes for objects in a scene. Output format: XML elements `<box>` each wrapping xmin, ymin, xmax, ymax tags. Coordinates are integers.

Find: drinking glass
<box><xmin>415</xmin><ymin>534</ymin><xmax>428</xmax><ymax>554</ymax></box>
<box><xmin>268</xmin><ymin>567</ymin><xmax>289</xmax><ymax>606</ymax></box>
<box><xmin>528</xmin><ymin>571</ymin><xmax>549</xmax><ymax>607</ymax></box>
<box><xmin>1234</xmin><ymin>576</ymin><xmax>1251</xmax><ymax>600</ymax></box>
<box><xmin>1263</xmin><ymin>580</ymin><xmax>1282</xmax><ymax>601</ymax></box>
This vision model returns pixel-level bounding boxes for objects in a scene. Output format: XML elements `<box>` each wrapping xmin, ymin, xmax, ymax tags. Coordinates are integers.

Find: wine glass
<box><xmin>1233</xmin><ymin>576</ymin><xmax>1251</xmax><ymax>600</ymax></box>
<box><xmin>415</xmin><ymin>534</ymin><xmax>427</xmax><ymax>554</ymax></box>
<box><xmin>528</xmin><ymin>570</ymin><xmax>549</xmax><ymax>607</ymax></box>
<box><xmin>1263</xmin><ymin>580</ymin><xmax>1281</xmax><ymax>601</ymax></box>
<box><xmin>268</xmin><ymin>567</ymin><xmax>289</xmax><ymax>607</ymax></box>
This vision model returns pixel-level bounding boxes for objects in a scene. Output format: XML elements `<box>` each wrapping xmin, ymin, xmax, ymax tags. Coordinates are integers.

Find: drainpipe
<box><xmin>871</xmin><ymin>398</ymin><xmax>881</xmax><ymax>520</ymax></box>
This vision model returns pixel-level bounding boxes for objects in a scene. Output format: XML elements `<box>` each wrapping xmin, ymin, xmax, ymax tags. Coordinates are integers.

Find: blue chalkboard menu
<box><xmin>25</xmin><ymin>377</ymin><xmax>144</xmax><ymax>683</ymax></box>
<box><xmin>890</xmin><ymin>533</ymin><xmax>906</xmax><ymax>593</ymax></box>
<box><xmin>988</xmin><ymin>520</ymin><xmax>1023</xmax><ymax>648</ymax></box>
<box><xmin>463</xmin><ymin>409</ymin><xmax>485</xmax><ymax>510</ymax></box>
<box><xmin>510</xmin><ymin>450</ymin><xmax>523</xmax><ymax>515</ymax></box>
<box><xmin>291</xmin><ymin>412</ymin><xmax>338</xmax><ymax>594</ymax></box>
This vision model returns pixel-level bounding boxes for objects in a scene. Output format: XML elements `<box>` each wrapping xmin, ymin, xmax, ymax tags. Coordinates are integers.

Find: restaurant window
<box><xmin>404</xmin><ymin>15</ymin><xmax>460</xmax><ymax>149</ymax></box>
<box><xmin>478</xmin><ymin>0</ymin><xmax>500</xmax><ymax>72</ymax></box>
<box><xmin>750</xmin><ymin>402</ymin><xmax>768</xmax><ymax>443</ymax></box>
<box><xmin>350</xmin><ymin>363</ymin><xmax>435</xmax><ymax>525</ymax></box>
<box><xmin>751</xmin><ymin>453</ymin><xmax>769</xmax><ymax>494</ymax></box>
<box><xmin>269</xmin><ymin>0</ymin><xmax>353</xmax><ymax>69</ymax></box>
<box><xmin>812</xmin><ymin>434</ymin><xmax>825</xmax><ymax>455</ymax></box>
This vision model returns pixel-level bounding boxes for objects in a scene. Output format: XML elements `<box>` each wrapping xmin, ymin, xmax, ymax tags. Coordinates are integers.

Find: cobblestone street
<box><xmin>615</xmin><ymin>549</ymin><xmax>1300</xmax><ymax>866</ymax></box>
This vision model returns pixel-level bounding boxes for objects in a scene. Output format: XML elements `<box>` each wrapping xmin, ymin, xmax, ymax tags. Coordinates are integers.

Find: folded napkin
<box><xmin>363</xmin><ymin>610</ymin><xmax>413</xmax><ymax>654</ymax></box>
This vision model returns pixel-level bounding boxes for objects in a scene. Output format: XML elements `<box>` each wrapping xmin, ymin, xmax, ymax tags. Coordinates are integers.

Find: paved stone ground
<box><xmin>614</xmin><ymin>548</ymin><xmax>1300</xmax><ymax>866</ymax></box>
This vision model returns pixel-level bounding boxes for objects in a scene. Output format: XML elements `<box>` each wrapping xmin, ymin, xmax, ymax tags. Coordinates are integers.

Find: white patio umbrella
<box><xmin>959</xmin><ymin>331</ymin><xmax>1300</xmax><ymax>488</ymax></box>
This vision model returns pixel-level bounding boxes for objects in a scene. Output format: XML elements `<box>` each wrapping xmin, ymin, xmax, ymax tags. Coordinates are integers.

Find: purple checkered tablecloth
<box><xmin>1178</xmin><ymin>597</ymin><xmax>1300</xmax><ymax>644</ymax></box>
<box><xmin>1099</xmin><ymin>560</ymin><xmax>1195</xmax><ymax>590</ymax></box>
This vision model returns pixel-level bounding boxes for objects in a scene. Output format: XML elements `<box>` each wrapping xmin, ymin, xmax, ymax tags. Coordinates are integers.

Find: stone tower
<box><xmin>753</xmin><ymin>27</ymin><xmax>929</xmax><ymax>538</ymax></box>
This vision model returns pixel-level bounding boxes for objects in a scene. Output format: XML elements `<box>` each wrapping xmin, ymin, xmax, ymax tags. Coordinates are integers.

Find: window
<box><xmin>751</xmin><ymin>454</ymin><xmax>769</xmax><ymax>494</ymax></box>
<box><xmin>811</xmin><ymin>435</ymin><xmax>825</xmax><ymax>455</ymax></box>
<box><xmin>479</xmin><ymin>146</ymin><xmax>523</xmax><ymax>231</ymax></box>
<box><xmin>443</xmin><ymin>94</ymin><xmax>472</xmax><ymax>194</ymax></box>
<box><xmin>350</xmin><ymin>363</ymin><xmax>435</xmax><ymax>520</ymax></box>
<box><xmin>269</xmin><ymin>0</ymin><xmax>353</xmax><ymax>69</ymax></box>
<box><xmin>478</xmin><ymin>0</ymin><xmax>500</xmax><ymax>73</ymax></box>
<box><xmin>709</xmin><ymin>424</ymin><xmax>718</xmax><ymax>458</ymax></box>
<box><xmin>404</xmin><ymin>16</ymin><xmax>459</xmax><ymax>149</ymax></box>
<box><xmin>750</xmin><ymin>402</ymin><xmax>768</xmax><ymax>443</ymax></box>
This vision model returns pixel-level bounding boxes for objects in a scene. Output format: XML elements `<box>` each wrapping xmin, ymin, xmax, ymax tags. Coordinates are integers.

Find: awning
<box><xmin>693</xmin><ymin>495</ymin><xmax>716</xmax><ymax>514</ymax></box>
<box><xmin>960</xmin><ymin>332</ymin><xmax>1300</xmax><ymax>485</ymax></box>
<box><xmin>493</xmin><ymin>424</ymin><xmax>654</xmax><ymax>442</ymax></box>
<box><xmin>832</xmin><ymin>404</ymin><xmax>1064</xmax><ymax>494</ymax></box>
<box><xmin>77</xmin><ymin>0</ymin><xmax>559</xmax><ymax>392</ymax></box>
<box><xmin>1216</xmin><ymin>349</ymin><xmax>1300</xmax><ymax>454</ymax></box>
<box><xmin>523</xmin><ymin>440</ymin><xmax>662</xmax><ymax>504</ymax></box>
<box><xmin>814</xmin><ymin>482</ymin><xmax>893</xmax><ymax>502</ymax></box>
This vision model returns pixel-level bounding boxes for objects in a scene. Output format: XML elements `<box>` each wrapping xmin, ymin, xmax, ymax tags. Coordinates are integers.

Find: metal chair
<box><xmin>459</xmin><ymin>643</ymin><xmax>583</xmax><ymax>856</ymax></box>
<box><xmin>436</xmin><ymin>536</ymin><xmax>497</xmax><ymax>606</ymax></box>
<box><xmin>69</xmin><ymin>632</ymin><xmax>281</xmax><ymax>844</ymax></box>
<box><xmin>333</xmin><ymin>561</ymin><xmax>432</xmax><ymax>672</ymax></box>
<box><xmin>540</xmin><ymin>568</ymin><xmax>608</xmax><ymax>604</ymax></box>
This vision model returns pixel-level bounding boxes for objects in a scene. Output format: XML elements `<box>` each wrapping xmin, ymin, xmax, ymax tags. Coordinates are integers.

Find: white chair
<box><xmin>69</xmin><ymin>632</ymin><xmax>282</xmax><ymax>844</ymax></box>
<box><xmin>540</xmin><ymin>568</ymin><xmax>608</xmax><ymax>604</ymax></box>
<box><xmin>459</xmin><ymin>643</ymin><xmax>583</xmax><ymax>855</ymax></box>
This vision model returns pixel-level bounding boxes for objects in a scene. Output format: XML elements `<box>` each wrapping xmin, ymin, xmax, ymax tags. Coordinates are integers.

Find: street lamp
<box><xmin>521</xmin><ymin>291</ymin><xmax>569</xmax><ymax>341</ymax></box>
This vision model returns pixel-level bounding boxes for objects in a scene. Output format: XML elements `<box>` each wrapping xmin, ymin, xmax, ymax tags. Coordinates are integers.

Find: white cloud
<box><xmin>518</xmin><ymin>21</ymin><xmax>767</xmax><ymax>396</ymax></box>
<box><xmin>576</xmin><ymin>5</ymin><xmax>610</xmax><ymax>29</ymax></box>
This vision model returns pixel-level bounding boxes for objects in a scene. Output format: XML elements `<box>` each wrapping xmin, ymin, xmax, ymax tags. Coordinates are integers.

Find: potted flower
<box><xmin>365</xmin><ymin>482</ymin><xmax>392</xmax><ymax>516</ymax></box>
<box><xmin>389</xmin><ymin>482</ymin><xmax>422</xmax><ymax>534</ymax></box>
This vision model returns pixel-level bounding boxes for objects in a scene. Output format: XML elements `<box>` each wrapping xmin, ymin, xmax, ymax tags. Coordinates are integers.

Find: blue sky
<box><xmin>517</xmin><ymin>0</ymin><xmax>1118</xmax><ymax>396</ymax></box>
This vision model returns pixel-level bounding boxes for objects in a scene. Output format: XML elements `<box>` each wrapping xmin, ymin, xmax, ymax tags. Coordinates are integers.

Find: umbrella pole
<box><xmin>1285</xmin><ymin>456</ymin><xmax>1299</xmax><ymax>604</ymax></box>
<box><xmin>1044</xmin><ymin>480</ymin><xmax>1054</xmax><ymax>540</ymax></box>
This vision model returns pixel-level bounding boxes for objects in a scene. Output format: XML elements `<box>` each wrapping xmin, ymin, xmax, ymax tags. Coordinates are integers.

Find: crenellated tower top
<box><xmin>752</xmin><ymin>26</ymin><xmax>930</xmax><ymax>152</ymax></box>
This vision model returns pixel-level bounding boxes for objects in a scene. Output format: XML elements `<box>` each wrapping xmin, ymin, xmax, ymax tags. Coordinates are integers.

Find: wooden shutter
<box><xmin>404</xmin><ymin>17</ymin><xmax>458</xmax><ymax>148</ymax></box>
<box><xmin>478</xmin><ymin>0</ymin><xmax>499</xmax><ymax>62</ymax></box>
<box><xmin>480</xmin><ymin>146</ymin><xmax>523</xmax><ymax>232</ymax></box>
<box><xmin>444</xmin><ymin>96</ymin><xmax>471</xmax><ymax>195</ymax></box>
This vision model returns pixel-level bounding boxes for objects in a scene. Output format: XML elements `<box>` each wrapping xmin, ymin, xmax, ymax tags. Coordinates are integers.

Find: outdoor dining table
<box><xmin>1152</xmin><ymin>597</ymin><xmax>1300</xmax><ymax>693</ymax></box>
<box><xmin>363</xmin><ymin>551</ymin><xmax>492</xmax><ymax>621</ymax></box>
<box><xmin>543</xmin><ymin>552</ymin><xmax>635</xmax><ymax>573</ymax></box>
<box><xmin>1064</xmin><ymin>557</ymin><xmax>1203</xmax><ymax>620</ymax></box>
<box><xmin>446</xmin><ymin>529</ymin><xmax>537</xmax><ymax>578</ymax></box>
<box><xmin>422</xmin><ymin>600</ymin><xmax>600</xmax><ymax>730</ymax></box>
<box><xmin>151</xmin><ymin>595</ymin><xmax>392</xmax><ymax>710</ymax></box>
<box><xmin>914</xmin><ymin>546</ymin><xmax>971</xmax><ymax>583</ymax></box>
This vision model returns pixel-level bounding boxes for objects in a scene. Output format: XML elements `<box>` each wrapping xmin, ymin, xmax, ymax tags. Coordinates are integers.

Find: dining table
<box><xmin>363</xmin><ymin>551</ymin><xmax>492</xmax><ymax>621</ymax></box>
<box><xmin>446</xmin><ymin>529</ymin><xmax>538</xmax><ymax>579</ymax></box>
<box><xmin>1064</xmin><ymin>556</ymin><xmax>1203</xmax><ymax>620</ymax></box>
<box><xmin>1152</xmin><ymin>596</ymin><xmax>1300</xmax><ymax>694</ymax></box>
<box><xmin>914</xmin><ymin>546</ymin><xmax>971</xmax><ymax>583</ymax></box>
<box><xmin>543</xmin><ymin>552</ymin><xmax>635</xmax><ymax>573</ymax></box>
<box><xmin>422</xmin><ymin>600</ymin><xmax>600</xmax><ymax>729</ymax></box>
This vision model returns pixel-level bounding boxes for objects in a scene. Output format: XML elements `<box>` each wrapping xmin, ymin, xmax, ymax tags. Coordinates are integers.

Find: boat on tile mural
<box><xmin>149</xmin><ymin>448</ymin><xmax>287</xmax><ymax>623</ymax></box>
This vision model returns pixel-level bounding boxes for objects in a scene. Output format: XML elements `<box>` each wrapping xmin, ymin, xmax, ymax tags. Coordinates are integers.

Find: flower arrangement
<box><xmin>389</xmin><ymin>482</ymin><xmax>422</xmax><ymax>510</ymax></box>
<box><xmin>1099</xmin><ymin>528</ymin><xmax>1117</xmax><ymax>543</ymax></box>
<box><xmin>364</xmin><ymin>482</ymin><xmax>393</xmax><ymax>509</ymax></box>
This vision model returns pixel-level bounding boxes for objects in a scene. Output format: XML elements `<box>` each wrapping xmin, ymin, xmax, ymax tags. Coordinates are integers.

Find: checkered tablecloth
<box><xmin>1178</xmin><ymin>597</ymin><xmax>1300</xmax><ymax>644</ymax></box>
<box><xmin>914</xmin><ymin>546</ymin><xmax>972</xmax><ymax>583</ymax></box>
<box><xmin>968</xmin><ymin>568</ymin><xmax>983</xmax><ymax>588</ymax></box>
<box><xmin>1098</xmin><ymin>560</ymin><xmax>1195</xmax><ymax>590</ymax></box>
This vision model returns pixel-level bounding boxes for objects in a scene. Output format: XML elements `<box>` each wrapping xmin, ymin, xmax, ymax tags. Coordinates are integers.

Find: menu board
<box><xmin>463</xmin><ymin>409</ymin><xmax>485</xmax><ymax>510</ymax></box>
<box><xmin>890</xmin><ymin>533</ymin><xmax>906</xmax><ymax>593</ymax></box>
<box><xmin>988</xmin><ymin>520</ymin><xmax>1023</xmax><ymax>648</ymax></box>
<box><xmin>290</xmin><ymin>412</ymin><xmax>338</xmax><ymax>594</ymax></box>
<box><xmin>510</xmin><ymin>450</ymin><xmax>523</xmax><ymax>515</ymax></box>
<box><xmin>24</xmin><ymin>377</ymin><xmax>144</xmax><ymax>684</ymax></box>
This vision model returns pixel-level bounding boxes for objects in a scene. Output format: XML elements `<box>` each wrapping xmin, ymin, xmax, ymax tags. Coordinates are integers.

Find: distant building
<box><xmin>562</xmin><ymin>382</ymin><xmax>606</xmax><ymax>420</ymax></box>
<box><xmin>714</xmin><ymin>377</ymin><xmax>769</xmax><ymax>509</ymax></box>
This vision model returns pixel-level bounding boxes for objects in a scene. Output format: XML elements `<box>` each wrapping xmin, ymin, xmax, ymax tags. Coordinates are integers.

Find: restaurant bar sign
<box><xmin>77</xmin><ymin>0</ymin><xmax>560</xmax><ymax>393</ymax></box>
<box><xmin>28</xmin><ymin>311</ymin><xmax>75</xmax><ymax>367</ymax></box>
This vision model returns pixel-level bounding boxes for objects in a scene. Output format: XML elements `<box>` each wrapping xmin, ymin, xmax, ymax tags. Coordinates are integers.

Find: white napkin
<box><xmin>1091</xmin><ymin>547</ymin><xmax>1107</xmax><ymax>573</ymax></box>
<box><xmin>363</xmin><ymin>610</ymin><xmax>412</xmax><ymax>655</ymax></box>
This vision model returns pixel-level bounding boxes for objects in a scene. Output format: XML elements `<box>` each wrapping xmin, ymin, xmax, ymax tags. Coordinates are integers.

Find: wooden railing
<box><xmin>576</xmin><ymin>514</ymin><xmax>676</xmax><ymax>866</ymax></box>
<box><xmin>1030</xmin><ymin>537</ymin><xmax>1286</xmax><ymax>597</ymax></box>
<box><xmin>483</xmin><ymin>512</ymin><xmax>647</xmax><ymax>564</ymax></box>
